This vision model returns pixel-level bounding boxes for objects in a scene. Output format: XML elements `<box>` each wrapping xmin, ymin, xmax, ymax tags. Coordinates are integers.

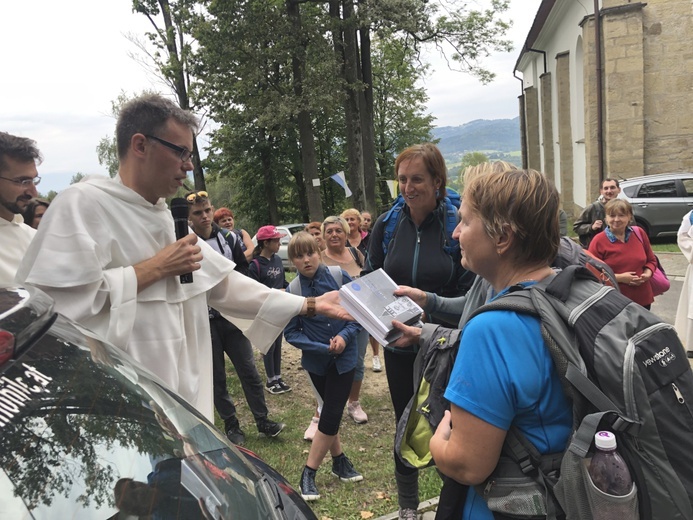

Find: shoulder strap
<box><xmin>442</xmin><ymin>195</ymin><xmax>460</xmax><ymax>256</ymax></box>
<box><xmin>251</xmin><ymin>257</ymin><xmax>261</xmax><ymax>276</ymax></box>
<box><xmin>382</xmin><ymin>196</ymin><xmax>405</xmax><ymax>255</ymax></box>
<box><xmin>326</xmin><ymin>265</ymin><xmax>344</xmax><ymax>288</ymax></box>
<box><xmin>348</xmin><ymin>246</ymin><xmax>363</xmax><ymax>268</ymax></box>
<box><xmin>288</xmin><ymin>265</ymin><xmax>344</xmax><ymax>297</ymax></box>
<box><xmin>288</xmin><ymin>276</ymin><xmax>301</xmax><ymax>296</ymax></box>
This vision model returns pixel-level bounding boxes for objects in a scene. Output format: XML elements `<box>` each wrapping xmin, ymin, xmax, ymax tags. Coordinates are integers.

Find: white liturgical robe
<box><xmin>0</xmin><ymin>214</ymin><xmax>35</xmax><ymax>287</ymax></box>
<box><xmin>16</xmin><ymin>175</ymin><xmax>303</xmax><ymax>419</ymax></box>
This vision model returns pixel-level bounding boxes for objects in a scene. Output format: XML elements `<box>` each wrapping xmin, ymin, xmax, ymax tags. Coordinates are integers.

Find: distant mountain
<box><xmin>432</xmin><ymin>117</ymin><xmax>521</xmax><ymax>162</ymax></box>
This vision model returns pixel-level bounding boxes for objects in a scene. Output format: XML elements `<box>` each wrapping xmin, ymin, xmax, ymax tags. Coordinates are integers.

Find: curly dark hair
<box><xmin>0</xmin><ymin>132</ymin><xmax>42</xmax><ymax>173</ymax></box>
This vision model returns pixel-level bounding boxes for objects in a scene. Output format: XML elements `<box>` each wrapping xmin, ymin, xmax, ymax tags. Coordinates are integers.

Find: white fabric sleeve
<box><xmin>210</xmin><ymin>270</ymin><xmax>304</xmax><ymax>354</ymax></box>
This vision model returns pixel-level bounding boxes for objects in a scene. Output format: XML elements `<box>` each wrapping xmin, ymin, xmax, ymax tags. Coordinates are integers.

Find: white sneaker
<box><xmin>304</xmin><ymin>417</ymin><xmax>319</xmax><ymax>441</ymax></box>
<box><xmin>347</xmin><ymin>401</ymin><xmax>368</xmax><ymax>424</ymax></box>
<box><xmin>372</xmin><ymin>355</ymin><xmax>382</xmax><ymax>372</ymax></box>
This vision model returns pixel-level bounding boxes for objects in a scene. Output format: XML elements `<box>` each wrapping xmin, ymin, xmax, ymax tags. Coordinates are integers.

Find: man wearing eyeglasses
<box><xmin>0</xmin><ymin>132</ymin><xmax>41</xmax><ymax>286</ymax></box>
<box><xmin>17</xmin><ymin>94</ymin><xmax>349</xmax><ymax>421</ymax></box>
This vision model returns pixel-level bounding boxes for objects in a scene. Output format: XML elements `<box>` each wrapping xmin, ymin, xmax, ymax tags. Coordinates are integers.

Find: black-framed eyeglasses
<box><xmin>0</xmin><ymin>175</ymin><xmax>41</xmax><ymax>187</ymax></box>
<box><xmin>145</xmin><ymin>135</ymin><xmax>193</xmax><ymax>163</ymax></box>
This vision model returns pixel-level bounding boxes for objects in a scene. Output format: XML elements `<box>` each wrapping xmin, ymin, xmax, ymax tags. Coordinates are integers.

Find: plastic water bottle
<box><xmin>589</xmin><ymin>431</ymin><xmax>635</xmax><ymax>519</ymax></box>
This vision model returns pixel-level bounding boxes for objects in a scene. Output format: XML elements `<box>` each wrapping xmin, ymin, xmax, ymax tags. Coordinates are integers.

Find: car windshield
<box><xmin>0</xmin><ymin>315</ymin><xmax>283</xmax><ymax>519</ymax></box>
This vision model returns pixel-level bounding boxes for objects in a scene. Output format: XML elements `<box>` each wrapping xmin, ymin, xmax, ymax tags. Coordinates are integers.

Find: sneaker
<box><xmin>300</xmin><ymin>466</ymin><xmax>320</xmax><ymax>501</ymax></box>
<box><xmin>304</xmin><ymin>417</ymin><xmax>319</xmax><ymax>442</ymax></box>
<box><xmin>224</xmin><ymin>416</ymin><xmax>246</xmax><ymax>446</ymax></box>
<box><xmin>277</xmin><ymin>378</ymin><xmax>292</xmax><ymax>393</ymax></box>
<box><xmin>347</xmin><ymin>400</ymin><xmax>368</xmax><ymax>424</ymax></box>
<box><xmin>331</xmin><ymin>453</ymin><xmax>363</xmax><ymax>482</ymax></box>
<box><xmin>372</xmin><ymin>355</ymin><xmax>382</xmax><ymax>372</ymax></box>
<box><xmin>398</xmin><ymin>507</ymin><xmax>418</xmax><ymax>520</ymax></box>
<box><xmin>257</xmin><ymin>418</ymin><xmax>286</xmax><ymax>438</ymax></box>
<box><xmin>265</xmin><ymin>381</ymin><xmax>283</xmax><ymax>395</ymax></box>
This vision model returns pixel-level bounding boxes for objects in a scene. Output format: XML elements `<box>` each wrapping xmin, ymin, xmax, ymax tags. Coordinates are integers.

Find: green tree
<box><xmin>371</xmin><ymin>36</ymin><xmax>435</xmax><ymax>209</ymax></box>
<box><xmin>96</xmin><ymin>90</ymin><xmax>157</xmax><ymax>179</ymax></box>
<box><xmin>70</xmin><ymin>172</ymin><xmax>85</xmax><ymax>185</ymax></box>
<box><xmin>130</xmin><ymin>0</ymin><xmax>206</xmax><ymax>189</ymax></box>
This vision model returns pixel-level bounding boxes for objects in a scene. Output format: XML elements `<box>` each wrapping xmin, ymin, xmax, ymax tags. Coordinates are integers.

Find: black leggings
<box><xmin>384</xmin><ymin>348</ymin><xmax>418</xmax><ymax>476</ymax></box>
<box><xmin>309</xmin><ymin>365</ymin><xmax>355</xmax><ymax>436</ymax></box>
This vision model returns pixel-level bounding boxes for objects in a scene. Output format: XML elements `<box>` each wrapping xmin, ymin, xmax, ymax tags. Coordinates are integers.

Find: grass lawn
<box><xmin>214</xmin><ymin>345</ymin><xmax>441</xmax><ymax>519</ymax></box>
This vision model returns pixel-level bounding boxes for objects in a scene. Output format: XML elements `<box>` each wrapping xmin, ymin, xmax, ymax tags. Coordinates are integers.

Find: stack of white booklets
<box><xmin>339</xmin><ymin>268</ymin><xmax>423</xmax><ymax>346</ymax></box>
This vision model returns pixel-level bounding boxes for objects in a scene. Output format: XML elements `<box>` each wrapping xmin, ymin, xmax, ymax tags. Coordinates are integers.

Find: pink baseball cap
<box><xmin>256</xmin><ymin>225</ymin><xmax>287</xmax><ymax>241</ymax></box>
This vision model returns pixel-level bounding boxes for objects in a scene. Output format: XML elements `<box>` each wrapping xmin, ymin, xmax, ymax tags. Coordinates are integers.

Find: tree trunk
<box><xmin>259</xmin><ymin>129</ymin><xmax>280</xmax><ymax>224</ymax></box>
<box><xmin>287</xmin><ymin>0</ymin><xmax>324</xmax><ymax>222</ymax></box>
<box><xmin>157</xmin><ymin>0</ymin><xmax>205</xmax><ymax>190</ymax></box>
<box><xmin>357</xmin><ymin>13</ymin><xmax>377</xmax><ymax>214</ymax></box>
<box><xmin>331</xmin><ymin>0</ymin><xmax>365</xmax><ymax>210</ymax></box>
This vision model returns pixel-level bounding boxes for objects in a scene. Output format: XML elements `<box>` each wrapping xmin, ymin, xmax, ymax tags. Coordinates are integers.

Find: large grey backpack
<box><xmin>470</xmin><ymin>265</ymin><xmax>693</xmax><ymax>520</ymax></box>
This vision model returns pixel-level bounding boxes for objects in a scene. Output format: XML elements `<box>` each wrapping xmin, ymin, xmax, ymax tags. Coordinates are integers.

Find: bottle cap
<box><xmin>594</xmin><ymin>430</ymin><xmax>617</xmax><ymax>450</ymax></box>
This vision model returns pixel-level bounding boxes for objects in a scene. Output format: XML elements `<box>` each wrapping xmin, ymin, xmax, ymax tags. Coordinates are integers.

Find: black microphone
<box><xmin>170</xmin><ymin>197</ymin><xmax>193</xmax><ymax>284</ymax></box>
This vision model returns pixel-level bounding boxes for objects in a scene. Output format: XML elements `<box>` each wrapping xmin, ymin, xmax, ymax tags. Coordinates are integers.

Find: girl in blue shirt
<box><xmin>284</xmin><ymin>232</ymin><xmax>364</xmax><ymax>502</ymax></box>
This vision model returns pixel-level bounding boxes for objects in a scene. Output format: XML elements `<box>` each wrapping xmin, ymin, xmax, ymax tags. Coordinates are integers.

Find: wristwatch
<box><xmin>306</xmin><ymin>297</ymin><xmax>316</xmax><ymax>317</ymax></box>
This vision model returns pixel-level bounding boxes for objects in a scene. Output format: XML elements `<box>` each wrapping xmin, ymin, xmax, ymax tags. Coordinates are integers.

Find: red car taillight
<box><xmin>0</xmin><ymin>330</ymin><xmax>15</xmax><ymax>366</ymax></box>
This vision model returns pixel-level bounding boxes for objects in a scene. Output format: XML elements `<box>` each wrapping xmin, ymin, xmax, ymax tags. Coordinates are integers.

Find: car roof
<box><xmin>619</xmin><ymin>172</ymin><xmax>693</xmax><ymax>185</ymax></box>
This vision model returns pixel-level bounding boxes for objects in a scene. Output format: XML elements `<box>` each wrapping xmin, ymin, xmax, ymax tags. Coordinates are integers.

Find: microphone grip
<box><xmin>173</xmin><ymin>217</ymin><xmax>194</xmax><ymax>284</ymax></box>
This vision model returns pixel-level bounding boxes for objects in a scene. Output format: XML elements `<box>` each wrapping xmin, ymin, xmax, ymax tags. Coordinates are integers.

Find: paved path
<box><xmin>374</xmin><ymin>252</ymin><xmax>689</xmax><ymax>520</ymax></box>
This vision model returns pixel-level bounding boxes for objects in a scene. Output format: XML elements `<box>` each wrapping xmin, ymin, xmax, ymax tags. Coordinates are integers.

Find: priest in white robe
<box><xmin>16</xmin><ymin>94</ymin><xmax>346</xmax><ymax>420</ymax></box>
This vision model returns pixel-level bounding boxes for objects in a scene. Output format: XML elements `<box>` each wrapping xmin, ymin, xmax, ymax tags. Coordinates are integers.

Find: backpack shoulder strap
<box><xmin>441</xmin><ymin>196</ymin><xmax>460</xmax><ymax>256</ymax></box>
<box><xmin>326</xmin><ymin>265</ymin><xmax>344</xmax><ymax>288</ymax></box>
<box><xmin>289</xmin><ymin>265</ymin><xmax>344</xmax><ymax>297</ymax></box>
<box><xmin>348</xmin><ymin>246</ymin><xmax>363</xmax><ymax>268</ymax></box>
<box><xmin>288</xmin><ymin>276</ymin><xmax>301</xmax><ymax>296</ymax></box>
<box><xmin>382</xmin><ymin>195</ymin><xmax>405</xmax><ymax>255</ymax></box>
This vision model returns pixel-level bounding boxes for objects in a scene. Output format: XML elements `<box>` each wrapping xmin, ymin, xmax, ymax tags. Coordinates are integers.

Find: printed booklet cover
<box><xmin>339</xmin><ymin>268</ymin><xmax>423</xmax><ymax>345</ymax></box>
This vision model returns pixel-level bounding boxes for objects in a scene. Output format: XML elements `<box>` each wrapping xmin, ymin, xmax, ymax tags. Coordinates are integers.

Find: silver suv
<box><xmin>617</xmin><ymin>172</ymin><xmax>693</xmax><ymax>238</ymax></box>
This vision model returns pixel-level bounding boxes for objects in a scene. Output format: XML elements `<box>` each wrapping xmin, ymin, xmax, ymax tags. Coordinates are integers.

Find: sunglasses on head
<box><xmin>186</xmin><ymin>191</ymin><xmax>209</xmax><ymax>203</ymax></box>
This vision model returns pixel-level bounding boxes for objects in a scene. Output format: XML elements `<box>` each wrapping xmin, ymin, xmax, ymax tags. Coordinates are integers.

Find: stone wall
<box><xmin>540</xmin><ymin>73</ymin><xmax>555</xmax><ymax>180</ymax></box>
<box><xmin>524</xmin><ymin>86</ymin><xmax>542</xmax><ymax>171</ymax></box>
<box><xmin>642</xmin><ymin>0</ymin><xmax>693</xmax><ymax>174</ymax></box>
<box><xmin>581</xmin><ymin>16</ymin><xmax>603</xmax><ymax>204</ymax></box>
<box><xmin>556</xmin><ymin>52</ymin><xmax>575</xmax><ymax>216</ymax></box>
<box><xmin>602</xmin><ymin>3</ymin><xmax>645</xmax><ymax>178</ymax></box>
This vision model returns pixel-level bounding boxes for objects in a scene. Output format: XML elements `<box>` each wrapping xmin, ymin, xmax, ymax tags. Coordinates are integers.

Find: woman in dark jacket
<box><xmin>363</xmin><ymin>143</ymin><xmax>472</xmax><ymax>520</ymax></box>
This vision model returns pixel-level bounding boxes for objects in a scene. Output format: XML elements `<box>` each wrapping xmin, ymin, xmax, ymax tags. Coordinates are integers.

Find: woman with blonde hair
<box><xmin>341</xmin><ymin>208</ymin><xmax>369</xmax><ymax>258</ymax></box>
<box><xmin>321</xmin><ymin>215</ymin><xmax>369</xmax><ymax>425</ymax></box>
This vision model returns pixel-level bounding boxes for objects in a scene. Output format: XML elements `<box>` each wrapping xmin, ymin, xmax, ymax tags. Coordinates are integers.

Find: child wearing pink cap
<box><xmin>249</xmin><ymin>226</ymin><xmax>290</xmax><ymax>394</ymax></box>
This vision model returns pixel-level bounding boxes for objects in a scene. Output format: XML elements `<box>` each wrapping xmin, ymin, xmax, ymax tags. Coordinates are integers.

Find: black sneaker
<box><xmin>265</xmin><ymin>381</ymin><xmax>283</xmax><ymax>395</ymax></box>
<box><xmin>300</xmin><ymin>466</ymin><xmax>320</xmax><ymax>501</ymax></box>
<box><xmin>277</xmin><ymin>378</ymin><xmax>292</xmax><ymax>393</ymax></box>
<box><xmin>331</xmin><ymin>453</ymin><xmax>363</xmax><ymax>482</ymax></box>
<box><xmin>257</xmin><ymin>418</ymin><xmax>285</xmax><ymax>438</ymax></box>
<box><xmin>224</xmin><ymin>416</ymin><xmax>246</xmax><ymax>446</ymax></box>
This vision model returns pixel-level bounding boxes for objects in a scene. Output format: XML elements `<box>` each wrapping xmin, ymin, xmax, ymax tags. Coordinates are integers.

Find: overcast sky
<box><xmin>1</xmin><ymin>0</ymin><xmax>541</xmax><ymax>194</ymax></box>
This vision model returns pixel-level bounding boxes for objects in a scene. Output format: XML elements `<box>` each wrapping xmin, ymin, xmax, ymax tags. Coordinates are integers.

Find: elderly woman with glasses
<box><xmin>320</xmin><ymin>216</ymin><xmax>369</xmax><ymax>425</ymax></box>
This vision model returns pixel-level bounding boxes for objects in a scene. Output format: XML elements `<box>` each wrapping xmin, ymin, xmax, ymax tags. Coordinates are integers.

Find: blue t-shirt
<box><xmin>444</xmin><ymin>289</ymin><xmax>571</xmax><ymax>520</ymax></box>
